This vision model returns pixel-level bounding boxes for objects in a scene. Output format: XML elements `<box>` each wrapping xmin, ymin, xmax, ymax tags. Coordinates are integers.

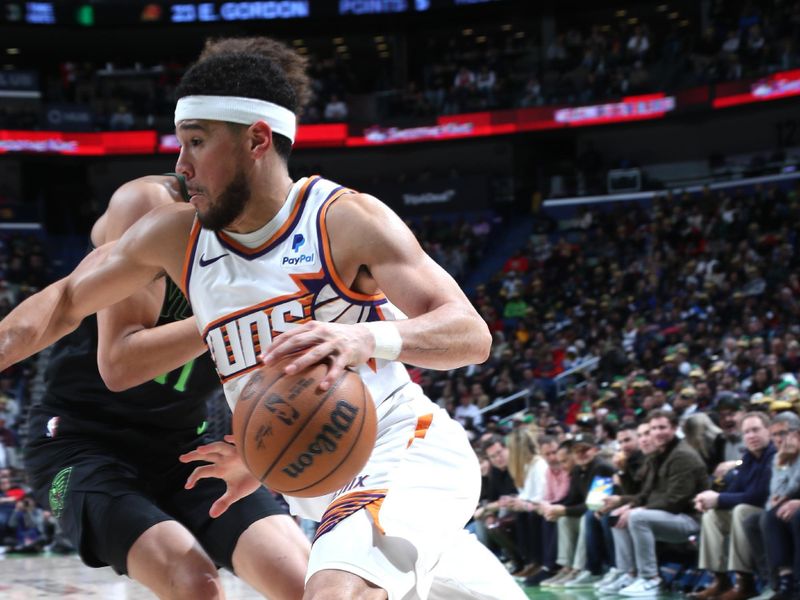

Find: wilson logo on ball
<box><xmin>233</xmin><ymin>357</ymin><xmax>377</xmax><ymax>498</ymax></box>
<box><xmin>281</xmin><ymin>400</ymin><xmax>359</xmax><ymax>479</ymax></box>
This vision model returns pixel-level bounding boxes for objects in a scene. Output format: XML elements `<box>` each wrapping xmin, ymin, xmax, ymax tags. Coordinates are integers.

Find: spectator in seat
<box><xmin>474</xmin><ymin>434</ymin><xmax>525</xmax><ymax>575</ymax></box>
<box><xmin>546</xmin><ymin>34</ymin><xmax>568</xmax><ymax>67</ymax></box>
<box><xmin>674</xmin><ymin>386</ymin><xmax>700</xmax><ymax>420</ymax></box>
<box><xmin>744</xmin><ymin>24</ymin><xmax>765</xmax><ymax>63</ymax></box>
<box><xmin>454</xmin><ymin>392</ymin><xmax>483</xmax><ymax>433</ymax></box>
<box><xmin>721</xmin><ymin>30</ymin><xmax>741</xmax><ymax>56</ymax></box>
<box><xmin>506</xmin><ymin>427</ymin><xmax>548</xmax><ymax>578</ymax></box>
<box><xmin>519</xmin><ymin>77</ymin><xmax>543</xmax><ymax>107</ymax></box>
<box><xmin>604</xmin><ymin>410</ymin><xmax>708</xmax><ymax>596</ymax></box>
<box><xmin>503</xmin><ymin>248</ymin><xmax>529</xmax><ymax>274</ymax></box>
<box><xmin>0</xmin><ymin>473</ymin><xmax>24</xmax><ymax>547</ymax></box>
<box><xmin>323</xmin><ymin>94</ymin><xmax>348</xmax><ymax>121</ymax></box>
<box><xmin>452</xmin><ymin>66</ymin><xmax>476</xmax><ymax>111</ymax></box>
<box><xmin>8</xmin><ymin>496</ymin><xmax>45</xmax><ymax>552</ymax></box>
<box><xmin>738</xmin><ymin>411</ymin><xmax>800</xmax><ymax>598</ymax></box>
<box><xmin>602</xmin><ymin>422</ymin><xmax>651</xmax><ymax>509</ymax></box>
<box><xmin>513</xmin><ymin>435</ymin><xmax>559</xmax><ymax>579</ymax></box>
<box><xmin>108</xmin><ymin>104</ymin><xmax>134</xmax><ymax>130</ymax></box>
<box><xmin>523</xmin><ymin>439</ymin><xmax>573</xmax><ymax>586</ymax></box>
<box><xmin>475</xmin><ymin>65</ymin><xmax>497</xmax><ymax>107</ymax></box>
<box><xmin>593</xmin><ymin>421</ymin><xmax>649</xmax><ymax>592</ymax></box>
<box><xmin>538</xmin><ymin>433</ymin><xmax>614</xmax><ymax>587</ymax></box>
<box><xmin>629</xmin><ymin>60</ymin><xmax>650</xmax><ymax>93</ymax></box>
<box><xmin>684</xmin><ymin>412</ymin><xmax>726</xmax><ymax>474</ymax></box>
<box><xmin>503</xmin><ymin>292</ymin><xmax>528</xmax><ymax>326</ymax></box>
<box><xmin>760</xmin><ymin>412</ymin><xmax>800</xmax><ymax>599</ymax></box>
<box><xmin>689</xmin><ymin>411</ymin><xmax>775</xmax><ymax>600</ymax></box>
<box><xmin>0</xmin><ymin>417</ymin><xmax>16</xmax><ymax>469</ymax></box>
<box><xmin>627</xmin><ymin>25</ymin><xmax>650</xmax><ymax>59</ymax></box>
<box><xmin>715</xmin><ymin>393</ymin><xmax>746</xmax><ymax>462</ymax></box>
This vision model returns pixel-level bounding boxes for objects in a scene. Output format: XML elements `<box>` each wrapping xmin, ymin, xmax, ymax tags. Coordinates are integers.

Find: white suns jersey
<box><xmin>183</xmin><ymin>176</ymin><xmax>411</xmax><ymax>411</ymax></box>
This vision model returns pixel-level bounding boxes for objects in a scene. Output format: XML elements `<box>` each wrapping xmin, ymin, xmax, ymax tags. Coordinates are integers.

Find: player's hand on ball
<box><xmin>260</xmin><ymin>321</ymin><xmax>373</xmax><ymax>391</ymax></box>
<box><xmin>179</xmin><ymin>435</ymin><xmax>262</xmax><ymax>518</ymax></box>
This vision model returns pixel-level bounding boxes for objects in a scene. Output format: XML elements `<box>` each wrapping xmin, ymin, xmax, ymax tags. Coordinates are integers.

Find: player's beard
<box><xmin>197</xmin><ymin>167</ymin><xmax>251</xmax><ymax>231</ymax></box>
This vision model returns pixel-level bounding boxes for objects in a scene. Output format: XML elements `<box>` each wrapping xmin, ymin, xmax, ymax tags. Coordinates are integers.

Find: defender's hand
<box><xmin>179</xmin><ymin>435</ymin><xmax>262</xmax><ymax>518</ymax></box>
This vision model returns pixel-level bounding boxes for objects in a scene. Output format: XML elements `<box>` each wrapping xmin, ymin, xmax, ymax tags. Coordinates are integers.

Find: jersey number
<box><xmin>153</xmin><ymin>359</ymin><xmax>196</xmax><ymax>392</ymax></box>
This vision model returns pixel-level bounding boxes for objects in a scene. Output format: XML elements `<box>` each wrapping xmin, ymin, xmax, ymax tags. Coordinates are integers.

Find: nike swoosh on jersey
<box><xmin>199</xmin><ymin>252</ymin><xmax>230</xmax><ymax>267</ymax></box>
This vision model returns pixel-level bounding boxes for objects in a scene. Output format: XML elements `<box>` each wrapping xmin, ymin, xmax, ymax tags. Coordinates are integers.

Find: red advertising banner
<box><xmin>2</xmin><ymin>73</ymin><xmax>797</xmax><ymax>156</ymax></box>
<box><xmin>713</xmin><ymin>69</ymin><xmax>800</xmax><ymax>108</ymax></box>
<box><xmin>158</xmin><ymin>122</ymin><xmax>351</xmax><ymax>152</ymax></box>
<box><xmin>155</xmin><ymin>93</ymin><xmax>680</xmax><ymax>151</ymax></box>
<box><xmin>345</xmin><ymin>93</ymin><xmax>677</xmax><ymax>146</ymax></box>
<box><xmin>0</xmin><ymin>130</ymin><xmax>157</xmax><ymax>155</ymax></box>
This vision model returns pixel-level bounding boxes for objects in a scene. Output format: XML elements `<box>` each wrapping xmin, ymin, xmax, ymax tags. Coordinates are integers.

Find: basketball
<box><xmin>232</xmin><ymin>357</ymin><xmax>377</xmax><ymax>498</ymax></box>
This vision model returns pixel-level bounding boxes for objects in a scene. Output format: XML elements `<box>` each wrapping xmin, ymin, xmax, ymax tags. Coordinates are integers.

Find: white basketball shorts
<box><xmin>285</xmin><ymin>383</ymin><xmax>527</xmax><ymax>600</ymax></box>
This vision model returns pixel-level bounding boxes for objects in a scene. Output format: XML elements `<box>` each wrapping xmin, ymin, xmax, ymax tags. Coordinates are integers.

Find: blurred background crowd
<box><xmin>2</xmin><ymin>0</ymin><xmax>800</xmax><ymax>597</ymax></box>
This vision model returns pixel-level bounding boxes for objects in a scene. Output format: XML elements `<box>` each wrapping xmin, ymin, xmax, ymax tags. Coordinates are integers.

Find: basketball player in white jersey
<box><xmin>23</xmin><ymin>38</ymin><xmax>312</xmax><ymax>600</ymax></box>
<box><xmin>0</xmin><ymin>46</ymin><xmax>526</xmax><ymax>599</ymax></box>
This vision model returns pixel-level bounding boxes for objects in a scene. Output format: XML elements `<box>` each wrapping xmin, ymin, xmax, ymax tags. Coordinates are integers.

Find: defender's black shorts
<box><xmin>26</xmin><ymin>408</ymin><xmax>285</xmax><ymax>575</ymax></box>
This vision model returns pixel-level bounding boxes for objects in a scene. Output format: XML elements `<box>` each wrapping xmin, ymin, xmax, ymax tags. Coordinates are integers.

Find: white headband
<box><xmin>174</xmin><ymin>95</ymin><xmax>297</xmax><ymax>144</ymax></box>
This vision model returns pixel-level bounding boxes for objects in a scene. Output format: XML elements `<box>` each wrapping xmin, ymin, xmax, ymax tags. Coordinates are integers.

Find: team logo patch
<box><xmin>49</xmin><ymin>466</ymin><xmax>73</xmax><ymax>518</ymax></box>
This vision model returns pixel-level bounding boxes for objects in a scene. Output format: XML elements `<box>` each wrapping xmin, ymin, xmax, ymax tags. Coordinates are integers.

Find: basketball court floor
<box><xmin>0</xmin><ymin>553</ymin><xmax>689</xmax><ymax>599</ymax></box>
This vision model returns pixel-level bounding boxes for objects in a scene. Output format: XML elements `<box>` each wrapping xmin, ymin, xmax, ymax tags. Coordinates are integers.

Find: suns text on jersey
<box><xmin>204</xmin><ymin>294</ymin><xmax>313</xmax><ymax>381</ymax></box>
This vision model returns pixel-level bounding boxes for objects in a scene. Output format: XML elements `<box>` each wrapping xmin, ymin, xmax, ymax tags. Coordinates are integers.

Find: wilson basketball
<box><xmin>232</xmin><ymin>357</ymin><xmax>377</xmax><ymax>498</ymax></box>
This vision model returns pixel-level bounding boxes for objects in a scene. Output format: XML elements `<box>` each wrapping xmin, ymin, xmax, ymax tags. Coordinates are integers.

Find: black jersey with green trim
<box><xmin>37</xmin><ymin>173</ymin><xmax>217</xmax><ymax>431</ymax></box>
<box><xmin>40</xmin><ymin>275</ymin><xmax>218</xmax><ymax>431</ymax></box>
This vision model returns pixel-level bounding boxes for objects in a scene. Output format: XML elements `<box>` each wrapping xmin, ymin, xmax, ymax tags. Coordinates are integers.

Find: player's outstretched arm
<box><xmin>0</xmin><ymin>243</ymin><xmax>148</xmax><ymax>370</ymax></box>
<box><xmin>0</xmin><ymin>270</ymin><xmax>84</xmax><ymax>372</ymax></box>
<box><xmin>263</xmin><ymin>192</ymin><xmax>492</xmax><ymax>386</ymax></box>
<box><xmin>0</xmin><ymin>203</ymin><xmax>188</xmax><ymax>372</ymax></box>
<box><xmin>95</xmin><ymin>179</ymin><xmax>207</xmax><ymax>391</ymax></box>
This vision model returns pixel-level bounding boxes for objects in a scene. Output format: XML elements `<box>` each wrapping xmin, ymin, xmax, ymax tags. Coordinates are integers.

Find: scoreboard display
<box><xmin>1</xmin><ymin>0</ymin><xmax>505</xmax><ymax>26</ymax></box>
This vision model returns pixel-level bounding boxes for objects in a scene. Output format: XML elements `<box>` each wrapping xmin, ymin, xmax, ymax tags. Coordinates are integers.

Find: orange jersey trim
<box><xmin>216</xmin><ymin>176</ymin><xmax>318</xmax><ymax>256</ymax></box>
<box><xmin>181</xmin><ymin>218</ymin><xmax>202</xmax><ymax>298</ymax></box>
<box><xmin>314</xmin><ymin>489</ymin><xmax>388</xmax><ymax>542</ymax></box>
<box><xmin>407</xmin><ymin>413</ymin><xmax>434</xmax><ymax>448</ymax></box>
<box><xmin>317</xmin><ymin>191</ymin><xmax>388</xmax><ymax>304</ymax></box>
<box><xmin>365</xmin><ymin>496</ymin><xmax>386</xmax><ymax>535</ymax></box>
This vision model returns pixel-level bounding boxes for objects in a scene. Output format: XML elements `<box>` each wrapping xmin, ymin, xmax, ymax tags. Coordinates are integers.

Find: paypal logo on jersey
<box><xmin>282</xmin><ymin>253</ymin><xmax>315</xmax><ymax>266</ymax></box>
<box><xmin>284</xmin><ymin>233</ymin><xmax>314</xmax><ymax>266</ymax></box>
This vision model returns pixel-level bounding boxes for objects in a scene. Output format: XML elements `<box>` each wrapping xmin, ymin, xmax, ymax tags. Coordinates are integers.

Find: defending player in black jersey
<box><xmin>25</xmin><ymin>173</ymin><xmax>309</xmax><ymax>600</ymax></box>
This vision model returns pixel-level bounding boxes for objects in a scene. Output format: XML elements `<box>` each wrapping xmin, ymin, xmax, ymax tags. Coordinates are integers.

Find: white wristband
<box><xmin>364</xmin><ymin>321</ymin><xmax>403</xmax><ymax>361</ymax></box>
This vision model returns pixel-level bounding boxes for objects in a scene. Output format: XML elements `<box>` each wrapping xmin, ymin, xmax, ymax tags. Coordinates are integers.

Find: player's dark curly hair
<box><xmin>176</xmin><ymin>52</ymin><xmax>297</xmax><ymax>163</ymax></box>
<box><xmin>199</xmin><ymin>37</ymin><xmax>312</xmax><ymax>109</ymax></box>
